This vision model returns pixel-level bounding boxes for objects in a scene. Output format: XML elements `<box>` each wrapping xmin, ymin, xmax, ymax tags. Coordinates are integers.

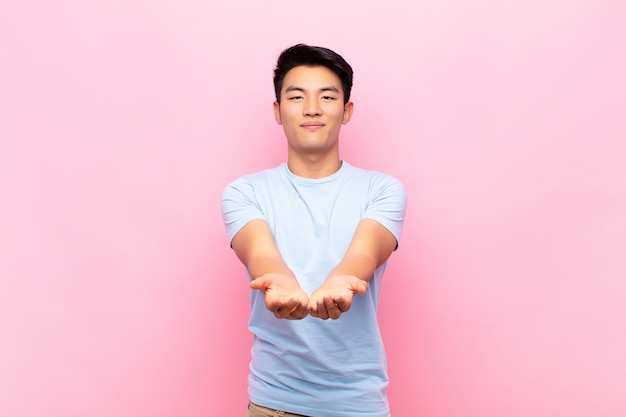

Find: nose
<box><xmin>303</xmin><ymin>99</ymin><xmax>321</xmax><ymax>116</ymax></box>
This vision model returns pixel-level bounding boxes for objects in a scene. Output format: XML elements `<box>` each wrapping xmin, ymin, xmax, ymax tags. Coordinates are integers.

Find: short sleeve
<box><xmin>221</xmin><ymin>177</ymin><xmax>266</xmax><ymax>246</ymax></box>
<box><xmin>362</xmin><ymin>176</ymin><xmax>407</xmax><ymax>249</ymax></box>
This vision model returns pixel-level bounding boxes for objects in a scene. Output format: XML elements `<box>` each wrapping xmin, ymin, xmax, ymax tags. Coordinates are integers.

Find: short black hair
<box><xmin>273</xmin><ymin>44</ymin><xmax>353</xmax><ymax>104</ymax></box>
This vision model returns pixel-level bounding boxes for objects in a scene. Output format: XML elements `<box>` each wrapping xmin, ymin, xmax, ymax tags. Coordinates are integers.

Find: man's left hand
<box><xmin>308</xmin><ymin>275</ymin><xmax>368</xmax><ymax>320</ymax></box>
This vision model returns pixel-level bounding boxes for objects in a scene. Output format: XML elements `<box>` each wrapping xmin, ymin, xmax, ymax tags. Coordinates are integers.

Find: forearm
<box><xmin>325</xmin><ymin>219</ymin><xmax>397</xmax><ymax>283</ymax></box>
<box><xmin>326</xmin><ymin>253</ymin><xmax>378</xmax><ymax>282</ymax></box>
<box><xmin>247</xmin><ymin>255</ymin><xmax>298</xmax><ymax>282</ymax></box>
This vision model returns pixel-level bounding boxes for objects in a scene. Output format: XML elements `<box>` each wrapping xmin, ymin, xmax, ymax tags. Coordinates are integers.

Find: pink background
<box><xmin>1</xmin><ymin>1</ymin><xmax>625</xmax><ymax>416</ymax></box>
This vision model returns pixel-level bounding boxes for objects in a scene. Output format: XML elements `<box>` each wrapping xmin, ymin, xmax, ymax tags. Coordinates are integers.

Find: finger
<box><xmin>283</xmin><ymin>296</ymin><xmax>300</xmax><ymax>312</ymax></box>
<box><xmin>283</xmin><ymin>297</ymin><xmax>302</xmax><ymax>320</ymax></box>
<box><xmin>317</xmin><ymin>298</ymin><xmax>329</xmax><ymax>320</ymax></box>
<box><xmin>324</xmin><ymin>296</ymin><xmax>341</xmax><ymax>320</ymax></box>
<box><xmin>335</xmin><ymin>296</ymin><xmax>351</xmax><ymax>312</ymax></box>
<box><xmin>290</xmin><ymin>302</ymin><xmax>309</xmax><ymax>320</ymax></box>
<box><xmin>307</xmin><ymin>301</ymin><xmax>319</xmax><ymax>318</ymax></box>
<box><xmin>307</xmin><ymin>297</ymin><xmax>319</xmax><ymax>317</ymax></box>
<box><xmin>280</xmin><ymin>295</ymin><xmax>305</xmax><ymax>319</ymax></box>
<box><xmin>274</xmin><ymin>304</ymin><xmax>292</xmax><ymax>319</ymax></box>
<box><xmin>267</xmin><ymin>297</ymin><xmax>289</xmax><ymax>317</ymax></box>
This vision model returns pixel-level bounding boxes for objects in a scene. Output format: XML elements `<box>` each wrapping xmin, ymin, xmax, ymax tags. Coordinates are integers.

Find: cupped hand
<box><xmin>308</xmin><ymin>275</ymin><xmax>368</xmax><ymax>320</ymax></box>
<box><xmin>250</xmin><ymin>274</ymin><xmax>309</xmax><ymax>319</ymax></box>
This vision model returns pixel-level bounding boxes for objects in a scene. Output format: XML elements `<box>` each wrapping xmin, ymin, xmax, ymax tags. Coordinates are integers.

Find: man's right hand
<box><xmin>250</xmin><ymin>274</ymin><xmax>309</xmax><ymax>320</ymax></box>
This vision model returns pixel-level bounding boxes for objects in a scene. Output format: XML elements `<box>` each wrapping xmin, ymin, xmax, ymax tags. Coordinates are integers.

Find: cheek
<box><xmin>333</xmin><ymin>110</ymin><xmax>348</xmax><ymax>124</ymax></box>
<box><xmin>281</xmin><ymin>107</ymin><xmax>300</xmax><ymax>123</ymax></box>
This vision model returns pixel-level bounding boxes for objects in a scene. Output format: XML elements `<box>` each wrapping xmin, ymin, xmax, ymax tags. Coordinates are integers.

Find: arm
<box><xmin>308</xmin><ymin>218</ymin><xmax>398</xmax><ymax>320</ymax></box>
<box><xmin>231</xmin><ymin>219</ymin><xmax>309</xmax><ymax>320</ymax></box>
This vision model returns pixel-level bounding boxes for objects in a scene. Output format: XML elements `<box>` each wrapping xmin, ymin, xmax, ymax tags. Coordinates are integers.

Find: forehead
<box><xmin>282</xmin><ymin>65</ymin><xmax>343</xmax><ymax>92</ymax></box>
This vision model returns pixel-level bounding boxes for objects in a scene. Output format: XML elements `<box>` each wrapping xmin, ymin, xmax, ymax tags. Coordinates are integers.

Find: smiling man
<box><xmin>221</xmin><ymin>44</ymin><xmax>407</xmax><ymax>417</ymax></box>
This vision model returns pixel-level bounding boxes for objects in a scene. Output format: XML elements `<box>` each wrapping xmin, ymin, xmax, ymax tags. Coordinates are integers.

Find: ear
<box><xmin>342</xmin><ymin>101</ymin><xmax>354</xmax><ymax>125</ymax></box>
<box><xmin>273</xmin><ymin>101</ymin><xmax>282</xmax><ymax>125</ymax></box>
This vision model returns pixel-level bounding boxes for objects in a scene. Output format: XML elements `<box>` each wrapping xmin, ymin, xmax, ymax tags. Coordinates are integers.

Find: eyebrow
<box><xmin>285</xmin><ymin>85</ymin><xmax>340</xmax><ymax>93</ymax></box>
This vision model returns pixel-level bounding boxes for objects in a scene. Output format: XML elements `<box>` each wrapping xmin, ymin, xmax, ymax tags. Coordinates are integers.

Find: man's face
<box><xmin>274</xmin><ymin>65</ymin><xmax>353</xmax><ymax>156</ymax></box>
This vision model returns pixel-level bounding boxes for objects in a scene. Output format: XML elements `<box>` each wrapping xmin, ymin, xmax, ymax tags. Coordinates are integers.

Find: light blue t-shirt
<box><xmin>221</xmin><ymin>161</ymin><xmax>407</xmax><ymax>417</ymax></box>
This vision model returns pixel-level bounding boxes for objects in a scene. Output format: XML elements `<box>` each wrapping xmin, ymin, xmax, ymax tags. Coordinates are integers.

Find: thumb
<box><xmin>250</xmin><ymin>276</ymin><xmax>270</xmax><ymax>291</ymax></box>
<box><xmin>351</xmin><ymin>278</ymin><xmax>368</xmax><ymax>294</ymax></box>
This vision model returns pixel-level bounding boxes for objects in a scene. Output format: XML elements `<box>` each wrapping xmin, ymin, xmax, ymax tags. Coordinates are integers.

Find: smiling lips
<box><xmin>300</xmin><ymin>122</ymin><xmax>325</xmax><ymax>131</ymax></box>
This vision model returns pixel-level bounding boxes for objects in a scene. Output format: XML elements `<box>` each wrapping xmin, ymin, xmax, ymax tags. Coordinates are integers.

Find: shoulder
<box><xmin>343</xmin><ymin>162</ymin><xmax>406</xmax><ymax>194</ymax></box>
<box><xmin>222</xmin><ymin>165</ymin><xmax>284</xmax><ymax>195</ymax></box>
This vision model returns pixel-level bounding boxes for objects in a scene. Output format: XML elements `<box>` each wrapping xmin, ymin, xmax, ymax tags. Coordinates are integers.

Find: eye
<box><xmin>288</xmin><ymin>95</ymin><xmax>304</xmax><ymax>101</ymax></box>
<box><xmin>321</xmin><ymin>95</ymin><xmax>336</xmax><ymax>101</ymax></box>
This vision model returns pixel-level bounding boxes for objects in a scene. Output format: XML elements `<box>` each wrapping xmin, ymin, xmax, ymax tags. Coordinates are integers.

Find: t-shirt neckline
<box><xmin>282</xmin><ymin>160</ymin><xmax>350</xmax><ymax>184</ymax></box>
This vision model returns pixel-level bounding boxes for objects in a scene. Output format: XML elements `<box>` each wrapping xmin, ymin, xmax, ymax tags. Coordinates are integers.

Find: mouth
<box><xmin>300</xmin><ymin>122</ymin><xmax>325</xmax><ymax>131</ymax></box>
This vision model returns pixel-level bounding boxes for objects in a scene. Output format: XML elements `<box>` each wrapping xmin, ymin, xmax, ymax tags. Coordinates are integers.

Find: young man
<box><xmin>221</xmin><ymin>44</ymin><xmax>407</xmax><ymax>417</ymax></box>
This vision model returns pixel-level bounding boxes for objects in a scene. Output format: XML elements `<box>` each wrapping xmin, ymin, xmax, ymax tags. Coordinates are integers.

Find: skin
<box><xmin>232</xmin><ymin>65</ymin><xmax>397</xmax><ymax>320</ymax></box>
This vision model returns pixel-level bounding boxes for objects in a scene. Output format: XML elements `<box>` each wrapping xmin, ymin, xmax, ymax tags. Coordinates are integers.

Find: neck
<box><xmin>287</xmin><ymin>151</ymin><xmax>342</xmax><ymax>179</ymax></box>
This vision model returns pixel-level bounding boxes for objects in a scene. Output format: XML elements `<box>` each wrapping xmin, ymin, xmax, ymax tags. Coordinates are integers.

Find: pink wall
<box><xmin>1</xmin><ymin>1</ymin><xmax>625</xmax><ymax>416</ymax></box>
